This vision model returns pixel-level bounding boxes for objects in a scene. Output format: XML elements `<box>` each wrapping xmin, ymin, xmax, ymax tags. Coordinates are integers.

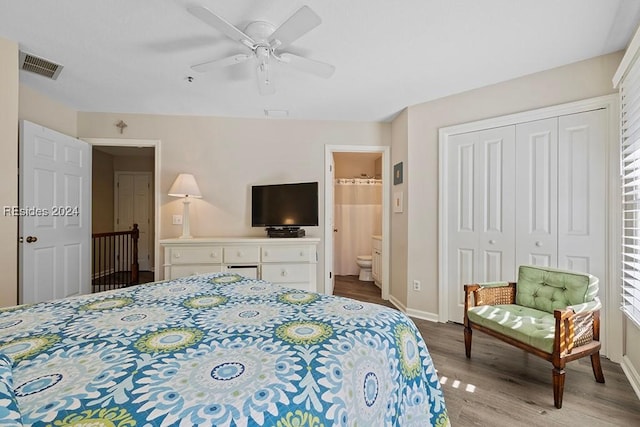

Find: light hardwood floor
<box><xmin>334</xmin><ymin>275</ymin><xmax>640</xmax><ymax>426</ymax></box>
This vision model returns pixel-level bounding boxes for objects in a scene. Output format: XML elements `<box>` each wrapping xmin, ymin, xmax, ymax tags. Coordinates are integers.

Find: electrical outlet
<box><xmin>172</xmin><ymin>215</ymin><xmax>183</xmax><ymax>225</ymax></box>
<box><xmin>413</xmin><ymin>280</ymin><xmax>421</xmax><ymax>291</ymax></box>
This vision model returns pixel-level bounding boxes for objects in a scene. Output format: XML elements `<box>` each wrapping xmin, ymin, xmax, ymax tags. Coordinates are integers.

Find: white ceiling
<box><xmin>2</xmin><ymin>0</ymin><xmax>639</xmax><ymax>122</ymax></box>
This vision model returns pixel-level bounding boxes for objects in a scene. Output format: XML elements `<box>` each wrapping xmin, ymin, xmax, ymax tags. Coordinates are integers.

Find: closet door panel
<box><xmin>558</xmin><ymin>109</ymin><xmax>606</xmax><ymax>282</ymax></box>
<box><xmin>476</xmin><ymin>127</ymin><xmax>516</xmax><ymax>282</ymax></box>
<box><xmin>515</xmin><ymin>118</ymin><xmax>558</xmax><ymax>268</ymax></box>
<box><xmin>447</xmin><ymin>133</ymin><xmax>479</xmax><ymax>322</ymax></box>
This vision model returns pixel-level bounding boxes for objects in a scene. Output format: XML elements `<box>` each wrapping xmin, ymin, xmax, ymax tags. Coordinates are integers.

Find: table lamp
<box><xmin>168</xmin><ymin>173</ymin><xmax>202</xmax><ymax>239</ymax></box>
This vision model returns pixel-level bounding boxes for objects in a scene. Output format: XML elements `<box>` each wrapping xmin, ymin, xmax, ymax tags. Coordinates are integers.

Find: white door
<box><xmin>19</xmin><ymin>120</ymin><xmax>91</xmax><ymax>304</ymax></box>
<box><xmin>447</xmin><ymin>126</ymin><xmax>516</xmax><ymax>322</ymax></box>
<box><xmin>115</xmin><ymin>172</ymin><xmax>152</xmax><ymax>271</ymax></box>
<box><xmin>557</xmin><ymin>110</ymin><xmax>606</xmax><ymax>279</ymax></box>
<box><xmin>515</xmin><ymin>118</ymin><xmax>559</xmax><ymax>267</ymax></box>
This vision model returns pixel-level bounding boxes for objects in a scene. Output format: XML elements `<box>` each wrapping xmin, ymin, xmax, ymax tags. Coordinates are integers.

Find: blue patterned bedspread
<box><xmin>0</xmin><ymin>273</ymin><xmax>449</xmax><ymax>426</ymax></box>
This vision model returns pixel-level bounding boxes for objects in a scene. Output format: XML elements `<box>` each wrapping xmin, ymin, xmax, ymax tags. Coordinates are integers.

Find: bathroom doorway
<box><xmin>334</xmin><ymin>152</ymin><xmax>382</xmax><ymax>290</ymax></box>
<box><xmin>324</xmin><ymin>145</ymin><xmax>390</xmax><ymax>301</ymax></box>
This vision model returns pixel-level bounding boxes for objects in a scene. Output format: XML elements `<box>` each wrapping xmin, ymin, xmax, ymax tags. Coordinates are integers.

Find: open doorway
<box><xmin>324</xmin><ymin>145</ymin><xmax>390</xmax><ymax>301</ymax></box>
<box><xmin>85</xmin><ymin>138</ymin><xmax>161</xmax><ymax>287</ymax></box>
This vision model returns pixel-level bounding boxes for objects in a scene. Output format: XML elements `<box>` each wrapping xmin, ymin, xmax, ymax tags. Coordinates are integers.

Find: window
<box><xmin>620</xmin><ymin>50</ymin><xmax>640</xmax><ymax>328</ymax></box>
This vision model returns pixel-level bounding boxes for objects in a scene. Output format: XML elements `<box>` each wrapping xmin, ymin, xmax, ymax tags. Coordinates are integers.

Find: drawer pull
<box><xmin>299</xmin><ymin>251</ymin><xmax>305</xmax><ymax>257</ymax></box>
<box><xmin>210</xmin><ymin>252</ymin><xmax>217</xmax><ymax>258</ymax></box>
<box><xmin>264</xmin><ymin>250</ymin><xmax>269</xmax><ymax>257</ymax></box>
<box><xmin>237</xmin><ymin>250</ymin><xmax>244</xmax><ymax>257</ymax></box>
<box><xmin>281</xmin><ymin>269</ymin><xmax>288</xmax><ymax>277</ymax></box>
<box><xmin>173</xmin><ymin>253</ymin><xmax>181</xmax><ymax>258</ymax></box>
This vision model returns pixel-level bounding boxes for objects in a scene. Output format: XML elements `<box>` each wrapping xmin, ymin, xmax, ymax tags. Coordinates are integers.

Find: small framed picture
<box><xmin>393</xmin><ymin>162</ymin><xmax>403</xmax><ymax>185</ymax></box>
<box><xmin>393</xmin><ymin>191</ymin><xmax>403</xmax><ymax>213</ymax></box>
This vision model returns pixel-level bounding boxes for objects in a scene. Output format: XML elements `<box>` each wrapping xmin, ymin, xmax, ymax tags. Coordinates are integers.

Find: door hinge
<box><xmin>329</xmin><ymin>272</ymin><xmax>332</xmax><ymax>279</ymax></box>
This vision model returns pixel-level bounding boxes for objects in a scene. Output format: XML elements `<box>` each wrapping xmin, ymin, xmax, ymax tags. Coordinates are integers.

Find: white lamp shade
<box><xmin>168</xmin><ymin>173</ymin><xmax>202</xmax><ymax>198</ymax></box>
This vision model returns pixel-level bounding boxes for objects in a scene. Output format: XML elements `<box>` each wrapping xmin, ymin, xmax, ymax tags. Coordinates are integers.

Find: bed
<box><xmin>0</xmin><ymin>272</ymin><xmax>449</xmax><ymax>426</ymax></box>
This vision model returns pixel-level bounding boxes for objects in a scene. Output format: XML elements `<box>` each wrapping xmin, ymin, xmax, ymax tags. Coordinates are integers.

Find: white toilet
<box><xmin>356</xmin><ymin>255</ymin><xmax>373</xmax><ymax>281</ymax></box>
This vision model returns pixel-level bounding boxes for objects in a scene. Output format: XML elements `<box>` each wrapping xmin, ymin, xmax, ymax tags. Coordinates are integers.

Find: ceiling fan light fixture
<box><xmin>187</xmin><ymin>5</ymin><xmax>334</xmax><ymax>94</ymax></box>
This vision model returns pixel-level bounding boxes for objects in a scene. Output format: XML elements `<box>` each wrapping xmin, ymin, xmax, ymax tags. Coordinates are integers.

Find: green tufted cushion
<box><xmin>467</xmin><ymin>304</ymin><xmax>556</xmax><ymax>353</ymax></box>
<box><xmin>515</xmin><ymin>265</ymin><xmax>598</xmax><ymax>314</ymax></box>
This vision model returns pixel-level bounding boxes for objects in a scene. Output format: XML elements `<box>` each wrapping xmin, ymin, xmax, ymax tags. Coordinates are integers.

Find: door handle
<box><xmin>25</xmin><ymin>236</ymin><xmax>38</xmax><ymax>243</ymax></box>
<box><xmin>333</xmin><ymin>228</ymin><xmax>338</xmax><ymax>232</ymax></box>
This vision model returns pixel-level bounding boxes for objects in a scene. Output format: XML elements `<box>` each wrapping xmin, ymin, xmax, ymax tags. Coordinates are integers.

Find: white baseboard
<box><xmin>621</xmin><ymin>355</ymin><xmax>640</xmax><ymax>401</ymax></box>
<box><xmin>389</xmin><ymin>294</ymin><xmax>407</xmax><ymax>312</ymax></box>
<box><xmin>406</xmin><ymin>307</ymin><xmax>440</xmax><ymax>323</ymax></box>
<box><xmin>388</xmin><ymin>295</ymin><xmax>440</xmax><ymax>322</ymax></box>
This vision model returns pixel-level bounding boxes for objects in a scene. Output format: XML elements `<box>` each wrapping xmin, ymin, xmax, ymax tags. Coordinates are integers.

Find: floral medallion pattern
<box><xmin>0</xmin><ymin>272</ymin><xmax>449</xmax><ymax>426</ymax></box>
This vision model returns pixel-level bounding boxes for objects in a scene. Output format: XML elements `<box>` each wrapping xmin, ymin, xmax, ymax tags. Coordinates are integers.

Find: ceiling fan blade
<box><xmin>191</xmin><ymin>54</ymin><xmax>252</xmax><ymax>73</ymax></box>
<box><xmin>188</xmin><ymin>6</ymin><xmax>256</xmax><ymax>48</ymax></box>
<box><xmin>268</xmin><ymin>6</ymin><xmax>321</xmax><ymax>49</ymax></box>
<box><xmin>256</xmin><ymin>59</ymin><xmax>276</xmax><ymax>95</ymax></box>
<box><xmin>279</xmin><ymin>53</ymin><xmax>335</xmax><ymax>78</ymax></box>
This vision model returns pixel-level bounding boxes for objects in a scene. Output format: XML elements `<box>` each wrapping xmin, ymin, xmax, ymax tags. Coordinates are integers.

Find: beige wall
<box><xmin>334</xmin><ymin>152</ymin><xmax>380</xmax><ymax>178</ymax></box>
<box><xmin>19</xmin><ymin>85</ymin><xmax>77</xmax><ymax>137</ymax></box>
<box><xmin>92</xmin><ymin>149</ymin><xmax>114</xmax><ymax>233</ymax></box>
<box><xmin>390</xmin><ymin>108</ymin><xmax>409</xmax><ymax>307</ymax></box>
<box><xmin>114</xmin><ymin>153</ymin><xmax>154</xmax><ymax>172</ymax></box>
<box><xmin>77</xmin><ymin>113</ymin><xmax>391</xmax><ymax>289</ymax></box>
<box><xmin>0</xmin><ymin>38</ymin><xmax>18</xmax><ymax>307</ymax></box>
<box><xmin>395</xmin><ymin>51</ymin><xmax>623</xmax><ymax>317</ymax></box>
<box><xmin>626</xmin><ymin>318</ymin><xmax>640</xmax><ymax>370</ymax></box>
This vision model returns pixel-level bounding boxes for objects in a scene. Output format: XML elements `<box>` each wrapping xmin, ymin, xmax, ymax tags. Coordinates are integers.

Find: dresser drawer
<box><xmin>261</xmin><ymin>264</ymin><xmax>312</xmax><ymax>283</ymax></box>
<box><xmin>169</xmin><ymin>264</ymin><xmax>223</xmax><ymax>279</ymax></box>
<box><xmin>169</xmin><ymin>247</ymin><xmax>222</xmax><ymax>264</ymax></box>
<box><xmin>223</xmin><ymin>246</ymin><xmax>260</xmax><ymax>263</ymax></box>
<box><xmin>261</xmin><ymin>246</ymin><xmax>315</xmax><ymax>263</ymax></box>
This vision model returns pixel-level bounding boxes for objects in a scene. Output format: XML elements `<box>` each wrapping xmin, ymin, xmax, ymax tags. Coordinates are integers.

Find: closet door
<box><xmin>557</xmin><ymin>109</ymin><xmax>606</xmax><ymax>280</ymax></box>
<box><xmin>447</xmin><ymin>126</ymin><xmax>515</xmax><ymax>323</ymax></box>
<box><xmin>515</xmin><ymin>118</ymin><xmax>558</xmax><ymax>267</ymax></box>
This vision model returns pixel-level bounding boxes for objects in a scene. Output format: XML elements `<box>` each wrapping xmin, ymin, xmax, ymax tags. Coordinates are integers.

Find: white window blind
<box><xmin>620</xmin><ymin>50</ymin><xmax>640</xmax><ymax>328</ymax></box>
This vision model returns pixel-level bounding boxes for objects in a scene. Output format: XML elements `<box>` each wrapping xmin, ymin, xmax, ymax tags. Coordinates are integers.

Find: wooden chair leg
<box><xmin>464</xmin><ymin>326</ymin><xmax>472</xmax><ymax>358</ymax></box>
<box><xmin>590</xmin><ymin>352</ymin><xmax>605</xmax><ymax>383</ymax></box>
<box><xmin>552</xmin><ymin>367</ymin><xmax>565</xmax><ymax>409</ymax></box>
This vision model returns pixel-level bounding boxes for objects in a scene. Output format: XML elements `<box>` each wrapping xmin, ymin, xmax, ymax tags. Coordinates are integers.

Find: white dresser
<box><xmin>160</xmin><ymin>237</ymin><xmax>320</xmax><ymax>292</ymax></box>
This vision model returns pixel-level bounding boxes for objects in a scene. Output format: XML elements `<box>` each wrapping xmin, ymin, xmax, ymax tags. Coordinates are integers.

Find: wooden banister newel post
<box><xmin>131</xmin><ymin>223</ymin><xmax>139</xmax><ymax>284</ymax></box>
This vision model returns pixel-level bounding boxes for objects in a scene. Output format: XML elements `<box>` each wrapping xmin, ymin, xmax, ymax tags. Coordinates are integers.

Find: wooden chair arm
<box><xmin>553</xmin><ymin>304</ymin><xmax>600</xmax><ymax>355</ymax></box>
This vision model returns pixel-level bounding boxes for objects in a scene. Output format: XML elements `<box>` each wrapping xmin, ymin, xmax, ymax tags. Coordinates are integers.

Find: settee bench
<box><xmin>463</xmin><ymin>265</ymin><xmax>605</xmax><ymax>408</ymax></box>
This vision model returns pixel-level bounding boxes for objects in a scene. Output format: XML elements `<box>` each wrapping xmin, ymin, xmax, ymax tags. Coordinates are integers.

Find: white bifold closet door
<box><xmin>447</xmin><ymin>109</ymin><xmax>606</xmax><ymax>323</ymax></box>
<box><xmin>447</xmin><ymin>126</ymin><xmax>516</xmax><ymax>321</ymax></box>
<box><xmin>515</xmin><ymin>110</ymin><xmax>606</xmax><ymax>279</ymax></box>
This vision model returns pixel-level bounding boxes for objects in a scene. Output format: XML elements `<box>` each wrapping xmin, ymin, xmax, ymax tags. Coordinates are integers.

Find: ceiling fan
<box><xmin>188</xmin><ymin>5</ymin><xmax>335</xmax><ymax>95</ymax></box>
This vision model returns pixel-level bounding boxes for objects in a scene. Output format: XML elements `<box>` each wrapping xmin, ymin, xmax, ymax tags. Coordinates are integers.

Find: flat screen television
<box><xmin>251</xmin><ymin>182</ymin><xmax>319</xmax><ymax>229</ymax></box>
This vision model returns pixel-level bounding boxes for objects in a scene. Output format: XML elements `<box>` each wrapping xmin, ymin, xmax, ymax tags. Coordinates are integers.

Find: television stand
<box><xmin>266</xmin><ymin>227</ymin><xmax>305</xmax><ymax>238</ymax></box>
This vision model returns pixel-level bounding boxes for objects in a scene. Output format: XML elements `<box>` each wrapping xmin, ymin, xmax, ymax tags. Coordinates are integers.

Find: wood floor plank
<box><xmin>333</xmin><ymin>275</ymin><xmax>640</xmax><ymax>426</ymax></box>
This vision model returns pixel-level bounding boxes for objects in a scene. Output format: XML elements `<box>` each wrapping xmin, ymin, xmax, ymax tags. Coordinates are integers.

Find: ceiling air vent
<box><xmin>19</xmin><ymin>51</ymin><xmax>63</xmax><ymax>80</ymax></box>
